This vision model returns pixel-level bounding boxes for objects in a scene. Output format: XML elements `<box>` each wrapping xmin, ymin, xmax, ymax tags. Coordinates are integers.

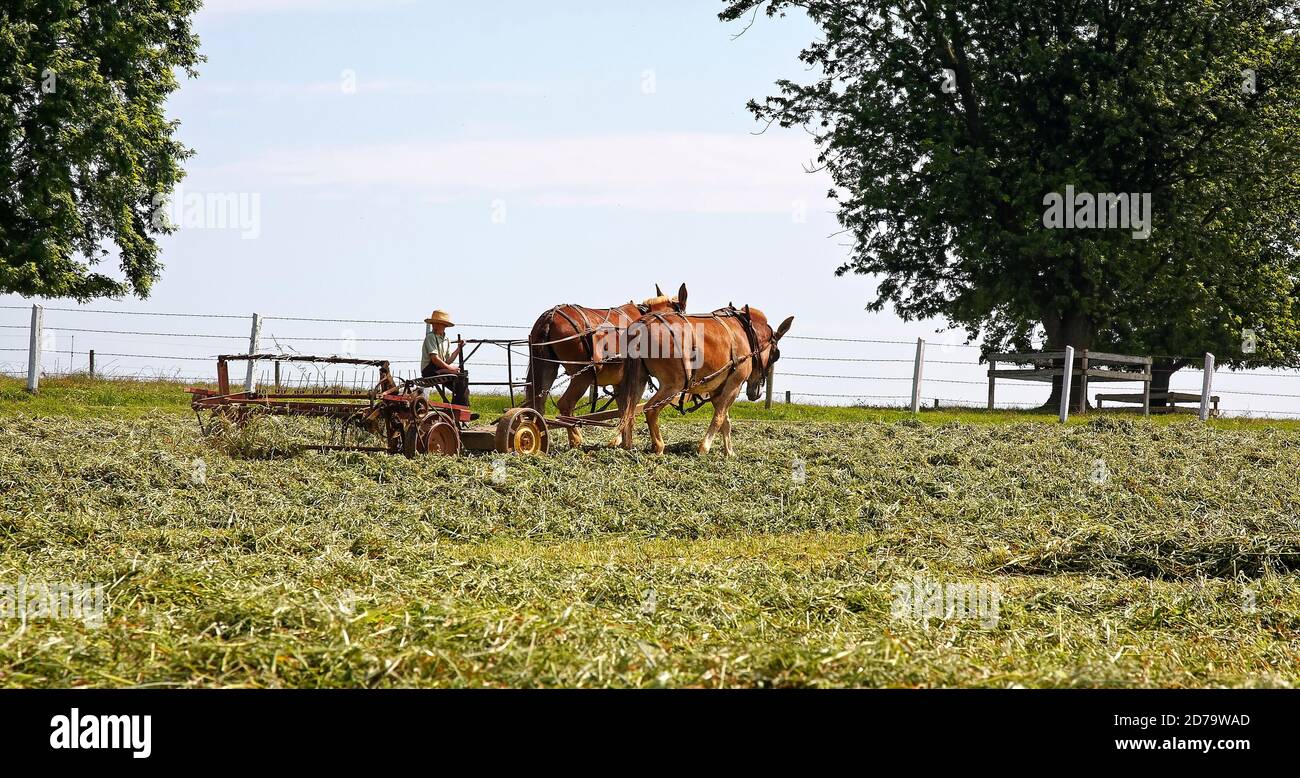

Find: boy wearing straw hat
<box><xmin>420</xmin><ymin>309</ymin><xmax>469</xmax><ymax>406</ymax></box>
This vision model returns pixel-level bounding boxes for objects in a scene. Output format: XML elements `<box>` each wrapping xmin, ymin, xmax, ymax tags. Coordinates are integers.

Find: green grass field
<box><xmin>1</xmin><ymin>375</ymin><xmax>1298</xmax><ymax>687</ymax></box>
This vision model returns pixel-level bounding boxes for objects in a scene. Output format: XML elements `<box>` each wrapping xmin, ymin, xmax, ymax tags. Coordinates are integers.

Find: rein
<box><xmin>530</xmin><ymin>304</ymin><xmax>630</xmax><ymax>350</ymax></box>
<box><xmin>530</xmin><ymin>303</ymin><xmax>661</xmax><ymax>375</ymax></box>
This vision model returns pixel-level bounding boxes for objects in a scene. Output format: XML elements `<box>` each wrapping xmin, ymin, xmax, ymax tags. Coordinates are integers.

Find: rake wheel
<box><xmin>494</xmin><ymin>407</ymin><xmax>549</xmax><ymax>455</ymax></box>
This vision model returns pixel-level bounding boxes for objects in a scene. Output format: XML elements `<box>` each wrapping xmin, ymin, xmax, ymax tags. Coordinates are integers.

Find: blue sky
<box><xmin>3</xmin><ymin>0</ymin><xmax>1295</xmax><ymax>414</ymax></box>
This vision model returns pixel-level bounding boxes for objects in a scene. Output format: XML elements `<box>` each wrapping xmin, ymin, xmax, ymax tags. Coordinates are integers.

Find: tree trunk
<box><xmin>1148</xmin><ymin>359</ymin><xmax>1187</xmax><ymax>408</ymax></box>
<box><xmin>1039</xmin><ymin>310</ymin><xmax>1094</xmax><ymax>411</ymax></box>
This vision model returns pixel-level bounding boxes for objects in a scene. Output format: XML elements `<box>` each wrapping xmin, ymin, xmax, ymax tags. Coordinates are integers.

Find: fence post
<box><xmin>1059</xmin><ymin>345</ymin><xmax>1075</xmax><ymax>423</ymax></box>
<box><xmin>89</xmin><ymin>349</ymin><xmax>95</xmax><ymax>378</ymax></box>
<box><xmin>274</xmin><ymin>361</ymin><xmax>281</xmax><ymax>390</ymax></box>
<box><xmin>1200</xmin><ymin>352</ymin><xmax>1215</xmax><ymax>421</ymax></box>
<box><xmin>244</xmin><ymin>313</ymin><xmax>261</xmax><ymax>393</ymax></box>
<box><xmin>764</xmin><ymin>365</ymin><xmax>774</xmax><ymax>409</ymax></box>
<box><xmin>910</xmin><ymin>338</ymin><xmax>926</xmax><ymax>414</ymax></box>
<box><xmin>785</xmin><ymin>390</ymin><xmax>791</xmax><ymax>405</ymax></box>
<box><xmin>1077</xmin><ymin>349</ymin><xmax>1089</xmax><ymax>415</ymax></box>
<box><xmin>26</xmin><ymin>304</ymin><xmax>43</xmax><ymax>393</ymax></box>
<box><xmin>987</xmin><ymin>356</ymin><xmax>996</xmax><ymax>410</ymax></box>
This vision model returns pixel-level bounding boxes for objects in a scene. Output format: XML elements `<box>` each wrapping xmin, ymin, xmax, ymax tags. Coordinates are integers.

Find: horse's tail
<box><xmin>525</xmin><ymin>310</ymin><xmax>560</xmax><ymax>412</ymax></box>
<box><xmin>617</xmin><ymin>322</ymin><xmax>647</xmax><ymax>448</ymax></box>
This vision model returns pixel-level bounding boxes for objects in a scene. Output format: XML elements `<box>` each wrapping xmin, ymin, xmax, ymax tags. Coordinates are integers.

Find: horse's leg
<box><xmin>699</xmin><ymin>401</ymin><xmax>729</xmax><ymax>455</ymax></box>
<box><xmin>608</xmin><ymin>402</ymin><xmax>627</xmax><ymax>447</ymax></box>
<box><xmin>600</xmin><ymin>367</ymin><xmax>626</xmax><ymax>447</ymax></box>
<box><xmin>641</xmin><ymin>375</ymin><xmax>680</xmax><ymax>455</ymax></box>
<box><xmin>701</xmin><ymin>374</ymin><xmax>744</xmax><ymax>456</ymax></box>
<box><xmin>555</xmin><ymin>369</ymin><xmax>594</xmax><ymax>448</ymax></box>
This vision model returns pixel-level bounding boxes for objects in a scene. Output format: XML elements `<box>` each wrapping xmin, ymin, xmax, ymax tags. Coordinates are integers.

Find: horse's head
<box><xmin>741</xmin><ymin>306</ymin><xmax>794</xmax><ymax>401</ymax></box>
<box><xmin>645</xmin><ymin>283</ymin><xmax>689</xmax><ymax>313</ymax></box>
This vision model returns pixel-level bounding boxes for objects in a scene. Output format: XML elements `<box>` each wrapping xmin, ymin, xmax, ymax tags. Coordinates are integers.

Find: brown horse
<box><xmin>617</xmin><ymin>305</ymin><xmax>793</xmax><ymax>456</ymax></box>
<box><xmin>526</xmin><ymin>284</ymin><xmax>687</xmax><ymax>447</ymax></box>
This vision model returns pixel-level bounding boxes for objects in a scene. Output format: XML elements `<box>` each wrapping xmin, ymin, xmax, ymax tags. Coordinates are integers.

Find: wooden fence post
<box><xmin>244</xmin><ymin>313</ymin><xmax>261</xmax><ymax>393</ymax></box>
<box><xmin>785</xmin><ymin>390</ymin><xmax>791</xmax><ymax>405</ymax></box>
<box><xmin>26</xmin><ymin>304</ymin><xmax>43</xmax><ymax>393</ymax></box>
<box><xmin>764</xmin><ymin>365</ymin><xmax>774</xmax><ymax>409</ymax></box>
<box><xmin>1059</xmin><ymin>346</ymin><xmax>1075</xmax><ymax>423</ymax></box>
<box><xmin>987</xmin><ymin>357</ymin><xmax>997</xmax><ymax>410</ymax></box>
<box><xmin>274</xmin><ymin>361</ymin><xmax>281</xmax><ymax>390</ymax></box>
<box><xmin>1077</xmin><ymin>349</ymin><xmax>1089</xmax><ymax>415</ymax></box>
<box><xmin>1142</xmin><ymin>357</ymin><xmax>1152</xmax><ymax>416</ymax></box>
<box><xmin>89</xmin><ymin>349</ymin><xmax>95</xmax><ymax>378</ymax></box>
<box><xmin>910</xmin><ymin>338</ymin><xmax>925</xmax><ymax>414</ymax></box>
<box><xmin>1200</xmin><ymin>352</ymin><xmax>1215</xmax><ymax>421</ymax></box>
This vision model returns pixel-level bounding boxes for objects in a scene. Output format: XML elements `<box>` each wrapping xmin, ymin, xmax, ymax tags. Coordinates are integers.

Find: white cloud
<box><xmin>202</xmin><ymin>132</ymin><xmax>827</xmax><ymax>214</ymax></box>
<box><xmin>201</xmin><ymin>0</ymin><xmax>413</xmax><ymax>13</ymax></box>
<box><xmin>192</xmin><ymin>79</ymin><xmax>559</xmax><ymax>98</ymax></box>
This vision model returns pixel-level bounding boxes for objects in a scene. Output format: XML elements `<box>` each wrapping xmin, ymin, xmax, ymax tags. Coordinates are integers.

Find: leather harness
<box><xmin>635</xmin><ymin>306</ymin><xmax>777</xmax><ymax>415</ymax></box>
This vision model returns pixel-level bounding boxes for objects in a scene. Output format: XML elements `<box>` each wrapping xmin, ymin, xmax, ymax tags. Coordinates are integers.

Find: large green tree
<box><xmin>722</xmin><ymin>0</ymin><xmax>1300</xmax><ymax>404</ymax></box>
<box><xmin>1</xmin><ymin>0</ymin><xmax>202</xmax><ymax>300</ymax></box>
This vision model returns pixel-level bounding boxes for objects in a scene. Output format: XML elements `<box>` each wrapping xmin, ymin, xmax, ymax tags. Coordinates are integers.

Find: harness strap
<box><xmin>640</xmin><ymin>311</ymin><xmax>776</xmax><ymax>416</ymax></box>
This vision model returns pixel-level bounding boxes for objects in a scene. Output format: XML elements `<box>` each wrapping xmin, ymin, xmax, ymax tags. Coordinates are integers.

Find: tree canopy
<box><xmin>721</xmin><ymin>0</ymin><xmax>1300</xmax><ymax>373</ymax></box>
<box><xmin>1</xmin><ymin>0</ymin><xmax>202</xmax><ymax>300</ymax></box>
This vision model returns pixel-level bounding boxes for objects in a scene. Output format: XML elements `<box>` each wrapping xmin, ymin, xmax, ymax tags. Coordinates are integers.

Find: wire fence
<box><xmin>4</xmin><ymin>303</ymin><xmax>1300</xmax><ymax>418</ymax></box>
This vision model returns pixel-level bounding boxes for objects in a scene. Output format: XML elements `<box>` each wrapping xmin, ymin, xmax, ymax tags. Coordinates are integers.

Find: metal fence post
<box><xmin>245</xmin><ymin>313</ymin><xmax>261</xmax><ymax>393</ymax></box>
<box><xmin>26</xmin><ymin>304</ymin><xmax>43</xmax><ymax>393</ymax></box>
<box><xmin>910</xmin><ymin>338</ymin><xmax>926</xmax><ymax>413</ymax></box>
<box><xmin>1059</xmin><ymin>345</ymin><xmax>1075</xmax><ymax>423</ymax></box>
<box><xmin>89</xmin><ymin>349</ymin><xmax>95</xmax><ymax>378</ymax></box>
<box><xmin>1200</xmin><ymin>352</ymin><xmax>1215</xmax><ymax>421</ymax></box>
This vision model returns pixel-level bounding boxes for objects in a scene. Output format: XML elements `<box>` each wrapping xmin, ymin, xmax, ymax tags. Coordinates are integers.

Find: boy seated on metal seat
<box><xmin>419</xmin><ymin>309</ymin><xmax>470</xmax><ymax>407</ymax></box>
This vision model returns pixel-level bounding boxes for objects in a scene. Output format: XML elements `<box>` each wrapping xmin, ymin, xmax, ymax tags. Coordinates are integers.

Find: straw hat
<box><xmin>424</xmin><ymin>310</ymin><xmax>455</xmax><ymax>327</ymax></box>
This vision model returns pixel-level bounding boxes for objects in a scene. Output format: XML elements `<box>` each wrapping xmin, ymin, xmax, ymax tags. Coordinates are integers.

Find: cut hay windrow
<box><xmin>1</xmin><ymin>409</ymin><xmax>1298</xmax><ymax>687</ymax></box>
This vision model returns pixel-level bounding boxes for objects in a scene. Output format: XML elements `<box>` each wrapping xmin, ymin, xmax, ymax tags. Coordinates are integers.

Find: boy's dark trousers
<box><xmin>421</xmin><ymin>362</ymin><xmax>470</xmax><ymax>407</ymax></box>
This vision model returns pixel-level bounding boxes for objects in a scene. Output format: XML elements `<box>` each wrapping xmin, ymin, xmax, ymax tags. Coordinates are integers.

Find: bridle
<box><xmin>722</xmin><ymin>305</ymin><xmax>778</xmax><ymax>391</ymax></box>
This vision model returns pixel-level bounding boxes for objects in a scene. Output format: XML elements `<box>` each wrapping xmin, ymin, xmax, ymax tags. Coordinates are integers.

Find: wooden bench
<box><xmin>988</xmin><ymin>350</ymin><xmax>1153</xmax><ymax>415</ymax></box>
<box><xmin>1096</xmin><ymin>391</ymin><xmax>1219</xmax><ymax>416</ymax></box>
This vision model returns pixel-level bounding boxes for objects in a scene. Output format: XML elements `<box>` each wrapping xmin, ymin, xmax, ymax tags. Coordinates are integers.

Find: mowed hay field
<box><xmin>1</xmin><ymin>377</ymin><xmax>1299</xmax><ymax>687</ymax></box>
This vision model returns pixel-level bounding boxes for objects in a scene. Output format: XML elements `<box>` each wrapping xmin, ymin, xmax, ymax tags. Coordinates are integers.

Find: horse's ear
<box><xmin>655</xmin><ymin>283</ymin><xmax>664</xmax><ymax>297</ymax></box>
<box><xmin>676</xmin><ymin>283</ymin><xmax>688</xmax><ymax>310</ymax></box>
<box><xmin>774</xmin><ymin>316</ymin><xmax>794</xmax><ymax>340</ymax></box>
<box><xmin>743</xmin><ymin>304</ymin><xmax>750</xmax><ymax>316</ymax></box>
